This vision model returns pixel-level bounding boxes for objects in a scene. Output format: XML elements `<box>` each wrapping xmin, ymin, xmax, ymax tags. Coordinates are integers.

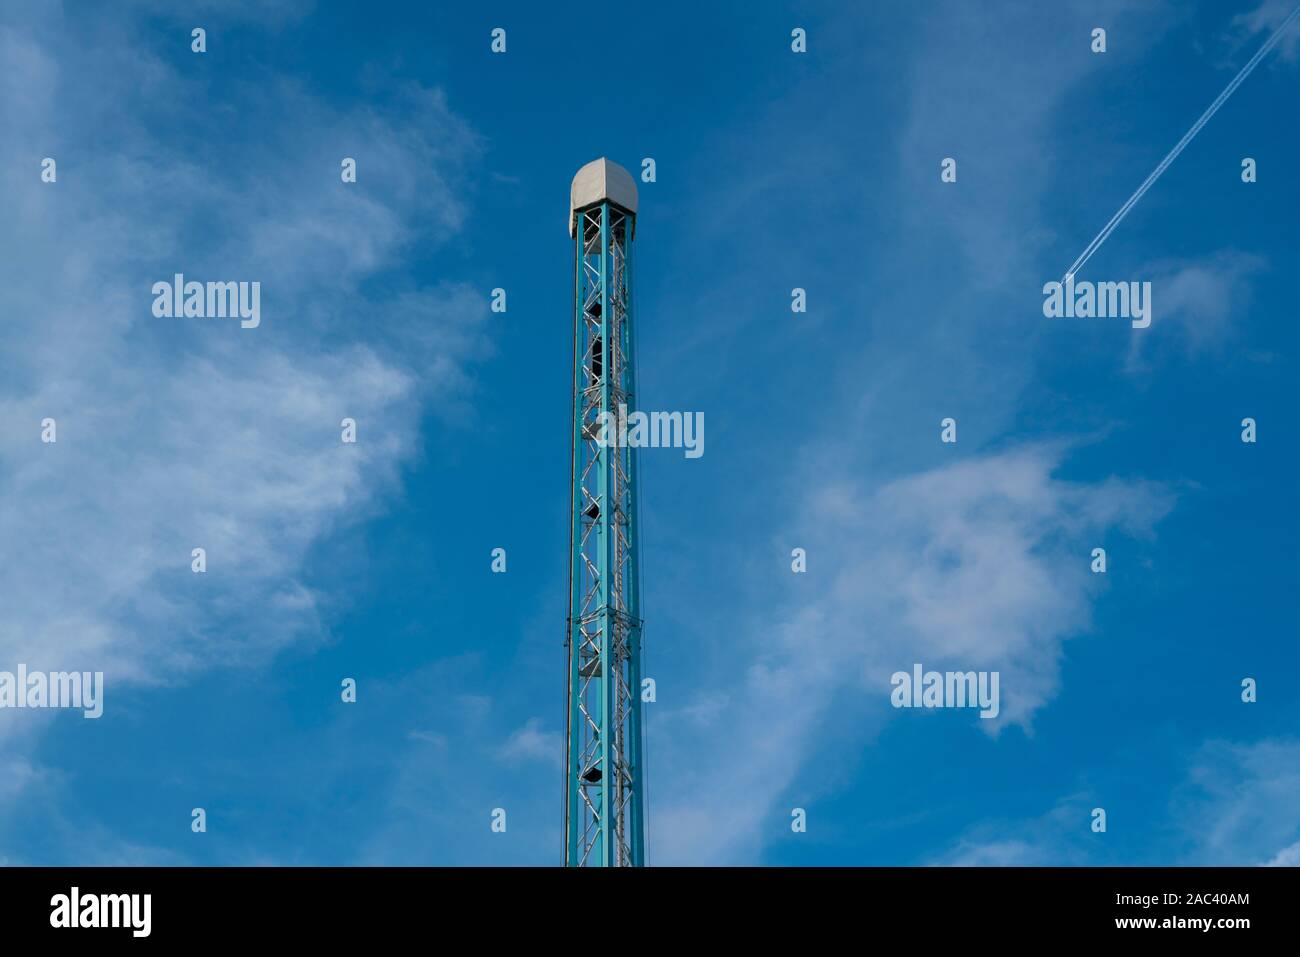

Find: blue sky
<box><xmin>0</xmin><ymin>0</ymin><xmax>1297</xmax><ymax>866</ymax></box>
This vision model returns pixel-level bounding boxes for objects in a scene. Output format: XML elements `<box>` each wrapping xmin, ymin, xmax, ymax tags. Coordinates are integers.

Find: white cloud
<box><xmin>932</xmin><ymin>790</ymin><xmax>1107</xmax><ymax>866</ymax></box>
<box><xmin>898</xmin><ymin>0</ymin><xmax>1170</xmax><ymax>287</ymax></box>
<box><xmin>651</xmin><ymin>444</ymin><xmax>1173</xmax><ymax>864</ymax></box>
<box><xmin>1175</xmin><ymin>738</ymin><xmax>1300</xmax><ymax>866</ymax></box>
<box><xmin>943</xmin><ymin>840</ymin><xmax>1044</xmax><ymax>867</ymax></box>
<box><xmin>1263</xmin><ymin>841</ymin><xmax>1300</xmax><ymax>867</ymax></box>
<box><xmin>407</xmin><ymin>730</ymin><xmax>450</xmax><ymax>749</ymax></box>
<box><xmin>933</xmin><ymin>737</ymin><xmax>1300</xmax><ymax>866</ymax></box>
<box><xmin>498</xmin><ymin>718</ymin><xmax>562</xmax><ymax>767</ymax></box>
<box><xmin>635</xmin><ymin>1</ymin><xmax>1204</xmax><ymax>866</ymax></box>
<box><xmin>1231</xmin><ymin>0</ymin><xmax>1300</xmax><ymax>63</ymax></box>
<box><xmin>1124</xmin><ymin>251</ymin><xmax>1267</xmax><ymax>370</ymax></box>
<box><xmin>0</xmin><ymin>11</ymin><xmax>486</xmax><ymax>797</ymax></box>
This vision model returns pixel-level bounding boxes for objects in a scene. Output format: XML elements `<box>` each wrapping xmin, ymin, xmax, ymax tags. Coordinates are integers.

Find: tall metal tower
<box><xmin>564</xmin><ymin>158</ymin><xmax>646</xmax><ymax>866</ymax></box>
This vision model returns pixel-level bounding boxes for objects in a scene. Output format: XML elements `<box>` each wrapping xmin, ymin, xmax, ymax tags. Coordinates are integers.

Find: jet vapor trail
<box><xmin>1065</xmin><ymin>4</ymin><xmax>1300</xmax><ymax>280</ymax></box>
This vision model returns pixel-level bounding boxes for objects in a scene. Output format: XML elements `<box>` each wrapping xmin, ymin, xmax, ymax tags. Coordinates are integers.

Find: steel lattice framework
<box><xmin>564</xmin><ymin>188</ymin><xmax>645</xmax><ymax>867</ymax></box>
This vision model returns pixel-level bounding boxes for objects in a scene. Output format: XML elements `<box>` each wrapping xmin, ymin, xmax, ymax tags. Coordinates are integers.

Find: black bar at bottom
<box><xmin>0</xmin><ymin>866</ymin><xmax>1288</xmax><ymax>943</ymax></box>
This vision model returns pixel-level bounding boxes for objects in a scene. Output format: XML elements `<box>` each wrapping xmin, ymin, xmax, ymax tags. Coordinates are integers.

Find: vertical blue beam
<box><xmin>565</xmin><ymin>194</ymin><xmax>644</xmax><ymax>866</ymax></box>
<box><xmin>564</xmin><ymin>210</ymin><xmax>586</xmax><ymax>866</ymax></box>
<box><xmin>596</xmin><ymin>201</ymin><xmax>613</xmax><ymax>867</ymax></box>
<box><xmin>622</xmin><ymin>216</ymin><xmax>646</xmax><ymax>866</ymax></box>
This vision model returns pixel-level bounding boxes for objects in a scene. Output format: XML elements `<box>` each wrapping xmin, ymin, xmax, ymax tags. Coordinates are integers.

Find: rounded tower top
<box><xmin>569</xmin><ymin>158</ymin><xmax>638</xmax><ymax>238</ymax></box>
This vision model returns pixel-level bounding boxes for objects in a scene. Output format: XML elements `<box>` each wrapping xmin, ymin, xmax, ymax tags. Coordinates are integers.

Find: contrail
<box><xmin>1065</xmin><ymin>4</ymin><xmax>1300</xmax><ymax>280</ymax></box>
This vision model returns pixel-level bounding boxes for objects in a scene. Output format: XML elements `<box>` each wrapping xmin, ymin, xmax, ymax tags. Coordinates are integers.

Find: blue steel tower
<box><xmin>564</xmin><ymin>158</ymin><xmax>646</xmax><ymax>866</ymax></box>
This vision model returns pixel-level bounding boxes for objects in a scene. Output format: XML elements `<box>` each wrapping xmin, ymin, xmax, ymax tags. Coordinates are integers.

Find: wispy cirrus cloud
<box><xmin>1263</xmin><ymin>842</ymin><xmax>1300</xmax><ymax>866</ymax></box>
<box><xmin>0</xmin><ymin>6</ymin><xmax>487</xmax><ymax>796</ymax></box>
<box><xmin>643</xmin><ymin>0</ymin><xmax>1186</xmax><ymax>865</ymax></box>
<box><xmin>651</xmin><ymin>444</ymin><xmax>1173</xmax><ymax>864</ymax></box>
<box><xmin>1174</xmin><ymin>737</ymin><xmax>1300</xmax><ymax>865</ymax></box>
<box><xmin>498</xmin><ymin>718</ymin><xmax>562</xmax><ymax>767</ymax></box>
<box><xmin>1231</xmin><ymin>0</ymin><xmax>1300</xmax><ymax>63</ymax></box>
<box><xmin>934</xmin><ymin>736</ymin><xmax>1300</xmax><ymax>866</ymax></box>
<box><xmin>1124</xmin><ymin>251</ymin><xmax>1268</xmax><ymax>370</ymax></box>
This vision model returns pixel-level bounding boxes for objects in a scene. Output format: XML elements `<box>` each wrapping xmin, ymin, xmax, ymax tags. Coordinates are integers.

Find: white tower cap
<box><xmin>569</xmin><ymin>158</ymin><xmax>638</xmax><ymax>238</ymax></box>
